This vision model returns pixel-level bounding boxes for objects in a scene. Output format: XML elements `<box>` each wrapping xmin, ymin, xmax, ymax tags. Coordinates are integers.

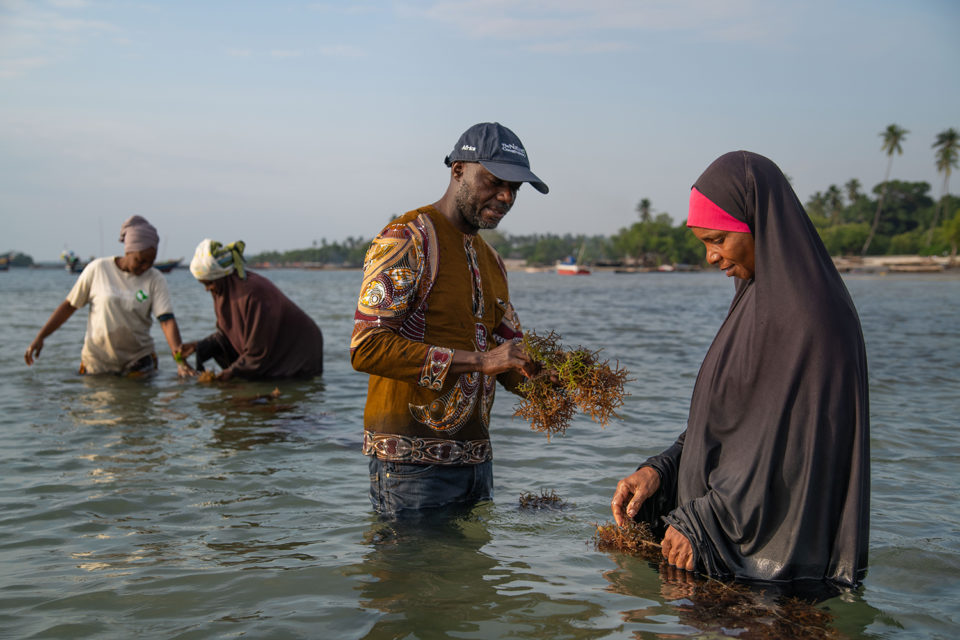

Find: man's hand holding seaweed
<box><xmin>451</xmin><ymin>340</ymin><xmax>539</xmax><ymax>378</ymax></box>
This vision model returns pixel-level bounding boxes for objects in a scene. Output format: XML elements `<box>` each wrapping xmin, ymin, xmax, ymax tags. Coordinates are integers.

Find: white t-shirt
<box><xmin>66</xmin><ymin>257</ymin><xmax>174</xmax><ymax>374</ymax></box>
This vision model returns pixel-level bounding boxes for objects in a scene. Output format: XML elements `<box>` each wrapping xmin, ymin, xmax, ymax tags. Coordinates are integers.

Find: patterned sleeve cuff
<box><xmin>419</xmin><ymin>346</ymin><xmax>454</xmax><ymax>390</ymax></box>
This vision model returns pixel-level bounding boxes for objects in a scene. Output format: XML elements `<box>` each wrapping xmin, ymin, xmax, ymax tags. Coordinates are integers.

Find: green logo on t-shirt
<box><xmin>136</xmin><ymin>289</ymin><xmax>148</xmax><ymax>302</ymax></box>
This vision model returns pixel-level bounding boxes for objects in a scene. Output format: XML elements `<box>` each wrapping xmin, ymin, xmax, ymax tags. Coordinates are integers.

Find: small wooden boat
<box><xmin>61</xmin><ymin>250</ymin><xmax>84</xmax><ymax>274</ymax></box>
<box><xmin>154</xmin><ymin>258</ymin><xmax>182</xmax><ymax>273</ymax></box>
<box><xmin>556</xmin><ymin>262</ymin><xmax>591</xmax><ymax>275</ymax></box>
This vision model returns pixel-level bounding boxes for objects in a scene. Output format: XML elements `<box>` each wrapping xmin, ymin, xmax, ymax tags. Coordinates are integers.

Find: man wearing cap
<box><xmin>350</xmin><ymin>122</ymin><xmax>549</xmax><ymax>515</ymax></box>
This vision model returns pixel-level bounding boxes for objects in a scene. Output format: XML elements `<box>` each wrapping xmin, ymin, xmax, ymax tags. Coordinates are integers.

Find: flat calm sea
<box><xmin>1</xmin><ymin>267</ymin><xmax>958</xmax><ymax>639</ymax></box>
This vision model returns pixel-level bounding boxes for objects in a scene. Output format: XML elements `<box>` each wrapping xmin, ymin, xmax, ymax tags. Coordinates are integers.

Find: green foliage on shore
<box><xmin>807</xmin><ymin>180</ymin><xmax>958</xmax><ymax>256</ymax></box>
<box><xmin>248</xmin><ymin>236</ymin><xmax>369</xmax><ymax>267</ymax></box>
<box><xmin>1</xmin><ymin>252</ymin><xmax>35</xmax><ymax>267</ymax></box>
<box><xmin>241</xmin><ymin>184</ymin><xmax>958</xmax><ymax>269</ymax></box>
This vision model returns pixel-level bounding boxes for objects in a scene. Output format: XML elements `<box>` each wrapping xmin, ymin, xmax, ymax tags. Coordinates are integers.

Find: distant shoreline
<box><xmin>13</xmin><ymin>254</ymin><xmax>956</xmax><ymax>275</ymax></box>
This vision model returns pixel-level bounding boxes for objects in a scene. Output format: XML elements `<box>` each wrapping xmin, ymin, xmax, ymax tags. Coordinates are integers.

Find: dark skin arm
<box><xmin>160</xmin><ymin>317</ymin><xmax>195</xmax><ymax>377</ymax></box>
<box><xmin>661</xmin><ymin>526</ymin><xmax>695</xmax><ymax>571</ymax></box>
<box><xmin>610</xmin><ymin>466</ymin><xmax>661</xmax><ymax>527</ymax></box>
<box><xmin>25</xmin><ymin>300</ymin><xmax>77</xmax><ymax>365</ymax></box>
<box><xmin>611</xmin><ymin>466</ymin><xmax>694</xmax><ymax>571</ymax></box>
<box><xmin>448</xmin><ymin>340</ymin><xmax>538</xmax><ymax>379</ymax></box>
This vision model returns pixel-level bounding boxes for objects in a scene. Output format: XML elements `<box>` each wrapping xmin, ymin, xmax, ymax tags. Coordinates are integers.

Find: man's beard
<box><xmin>454</xmin><ymin>179</ymin><xmax>508</xmax><ymax>232</ymax></box>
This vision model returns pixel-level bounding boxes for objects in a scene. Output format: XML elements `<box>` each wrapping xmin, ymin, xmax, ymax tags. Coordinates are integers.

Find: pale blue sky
<box><xmin>2</xmin><ymin>0</ymin><xmax>958</xmax><ymax>261</ymax></box>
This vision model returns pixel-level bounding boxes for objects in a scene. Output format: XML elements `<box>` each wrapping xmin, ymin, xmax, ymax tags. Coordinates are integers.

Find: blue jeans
<box><xmin>368</xmin><ymin>457</ymin><xmax>493</xmax><ymax>516</ymax></box>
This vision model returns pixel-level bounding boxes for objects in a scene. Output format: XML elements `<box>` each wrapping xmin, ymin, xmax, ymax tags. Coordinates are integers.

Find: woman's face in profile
<box><xmin>200</xmin><ymin>279</ymin><xmax>225</xmax><ymax>294</ymax></box>
<box><xmin>689</xmin><ymin>227</ymin><xmax>755</xmax><ymax>280</ymax></box>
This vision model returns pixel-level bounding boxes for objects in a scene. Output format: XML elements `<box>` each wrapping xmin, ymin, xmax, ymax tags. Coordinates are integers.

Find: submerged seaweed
<box><xmin>593</xmin><ymin>521</ymin><xmax>842</xmax><ymax>639</ymax></box>
<box><xmin>518</xmin><ymin>489</ymin><xmax>568</xmax><ymax>511</ymax></box>
<box><xmin>593</xmin><ymin>520</ymin><xmax>661</xmax><ymax>562</ymax></box>
<box><xmin>514</xmin><ymin>330</ymin><xmax>630</xmax><ymax>436</ymax></box>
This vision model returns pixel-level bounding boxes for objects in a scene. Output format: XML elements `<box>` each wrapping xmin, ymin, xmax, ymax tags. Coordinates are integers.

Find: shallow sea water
<box><xmin>1</xmin><ymin>267</ymin><xmax>958</xmax><ymax>639</ymax></box>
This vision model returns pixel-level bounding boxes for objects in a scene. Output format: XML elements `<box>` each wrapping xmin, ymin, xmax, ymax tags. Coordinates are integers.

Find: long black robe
<box><xmin>641</xmin><ymin>151</ymin><xmax>870</xmax><ymax>586</ymax></box>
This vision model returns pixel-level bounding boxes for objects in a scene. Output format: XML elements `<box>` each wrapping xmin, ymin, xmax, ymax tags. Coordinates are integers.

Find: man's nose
<box><xmin>497</xmin><ymin>185</ymin><xmax>516</xmax><ymax>206</ymax></box>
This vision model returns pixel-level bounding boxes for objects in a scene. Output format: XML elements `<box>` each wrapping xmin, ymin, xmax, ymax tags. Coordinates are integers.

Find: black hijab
<box><xmin>650</xmin><ymin>151</ymin><xmax>870</xmax><ymax>586</ymax></box>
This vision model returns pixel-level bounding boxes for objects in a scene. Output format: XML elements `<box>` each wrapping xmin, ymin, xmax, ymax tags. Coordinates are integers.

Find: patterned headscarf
<box><xmin>119</xmin><ymin>215</ymin><xmax>160</xmax><ymax>253</ymax></box>
<box><xmin>189</xmin><ymin>239</ymin><xmax>247</xmax><ymax>281</ymax></box>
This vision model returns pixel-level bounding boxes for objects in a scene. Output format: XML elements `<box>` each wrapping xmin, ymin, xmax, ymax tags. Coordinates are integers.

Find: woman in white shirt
<box><xmin>24</xmin><ymin>216</ymin><xmax>193</xmax><ymax>377</ymax></box>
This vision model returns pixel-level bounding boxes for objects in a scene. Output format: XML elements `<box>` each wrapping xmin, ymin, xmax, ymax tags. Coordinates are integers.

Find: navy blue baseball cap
<box><xmin>444</xmin><ymin>122</ymin><xmax>549</xmax><ymax>194</ymax></box>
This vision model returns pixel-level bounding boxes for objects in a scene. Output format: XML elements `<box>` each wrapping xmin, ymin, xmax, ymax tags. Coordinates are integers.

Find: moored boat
<box><xmin>556</xmin><ymin>243</ymin><xmax>591</xmax><ymax>275</ymax></box>
<box><xmin>555</xmin><ymin>262</ymin><xmax>591</xmax><ymax>275</ymax></box>
<box><xmin>61</xmin><ymin>250</ymin><xmax>84</xmax><ymax>274</ymax></box>
<box><xmin>154</xmin><ymin>258</ymin><xmax>182</xmax><ymax>273</ymax></box>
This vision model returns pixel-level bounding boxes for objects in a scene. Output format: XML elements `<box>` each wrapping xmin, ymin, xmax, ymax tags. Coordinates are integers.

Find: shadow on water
<box><xmin>599</xmin><ymin>549</ymin><xmax>883</xmax><ymax>639</ymax></box>
<box><xmin>191</xmin><ymin>378</ymin><xmax>332</xmax><ymax>452</ymax></box>
<box><xmin>350</xmin><ymin>504</ymin><xmax>502</xmax><ymax>639</ymax></box>
<box><xmin>350</xmin><ymin>503</ymin><xmax>616</xmax><ymax>640</ymax></box>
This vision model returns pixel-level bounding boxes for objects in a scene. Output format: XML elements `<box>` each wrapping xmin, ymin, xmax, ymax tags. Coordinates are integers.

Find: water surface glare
<box><xmin>1</xmin><ymin>268</ymin><xmax>958</xmax><ymax>638</ymax></box>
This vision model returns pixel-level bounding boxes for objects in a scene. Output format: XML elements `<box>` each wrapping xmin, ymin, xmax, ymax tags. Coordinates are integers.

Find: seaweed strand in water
<box><xmin>514</xmin><ymin>330</ymin><xmax>629</xmax><ymax>436</ymax></box>
<box><xmin>593</xmin><ymin>520</ymin><xmax>662</xmax><ymax>562</ymax></box>
<box><xmin>592</xmin><ymin>521</ymin><xmax>841</xmax><ymax>639</ymax></box>
<box><xmin>518</xmin><ymin>488</ymin><xmax>568</xmax><ymax>510</ymax></box>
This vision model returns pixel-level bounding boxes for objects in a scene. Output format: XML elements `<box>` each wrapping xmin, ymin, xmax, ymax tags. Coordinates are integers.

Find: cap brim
<box><xmin>480</xmin><ymin>160</ymin><xmax>549</xmax><ymax>194</ymax></box>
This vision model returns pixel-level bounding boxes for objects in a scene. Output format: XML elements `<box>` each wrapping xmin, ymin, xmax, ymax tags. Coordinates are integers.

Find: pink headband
<box><xmin>686</xmin><ymin>187</ymin><xmax>751</xmax><ymax>233</ymax></box>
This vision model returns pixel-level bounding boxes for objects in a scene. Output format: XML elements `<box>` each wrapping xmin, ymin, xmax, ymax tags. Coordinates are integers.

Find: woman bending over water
<box><xmin>611</xmin><ymin>151</ymin><xmax>870</xmax><ymax>587</ymax></box>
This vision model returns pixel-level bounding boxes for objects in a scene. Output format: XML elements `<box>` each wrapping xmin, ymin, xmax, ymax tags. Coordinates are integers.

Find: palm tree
<box><xmin>862</xmin><ymin>124</ymin><xmax>908</xmax><ymax>255</ymax></box>
<box><xmin>636</xmin><ymin>198</ymin><xmax>652</xmax><ymax>223</ymax></box>
<box><xmin>806</xmin><ymin>191</ymin><xmax>828</xmax><ymax>219</ymax></box>
<box><xmin>926</xmin><ymin>127</ymin><xmax>959</xmax><ymax>246</ymax></box>
<box><xmin>844</xmin><ymin>178</ymin><xmax>862</xmax><ymax>204</ymax></box>
<box><xmin>825</xmin><ymin>184</ymin><xmax>843</xmax><ymax>223</ymax></box>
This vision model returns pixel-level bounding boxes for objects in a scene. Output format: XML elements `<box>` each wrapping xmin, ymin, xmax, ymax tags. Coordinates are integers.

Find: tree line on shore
<box><xmin>247</xmin><ymin>124</ymin><xmax>959</xmax><ymax>268</ymax></box>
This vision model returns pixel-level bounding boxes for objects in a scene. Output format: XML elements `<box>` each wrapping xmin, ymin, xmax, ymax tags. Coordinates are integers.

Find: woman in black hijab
<box><xmin>611</xmin><ymin>151</ymin><xmax>870</xmax><ymax>587</ymax></box>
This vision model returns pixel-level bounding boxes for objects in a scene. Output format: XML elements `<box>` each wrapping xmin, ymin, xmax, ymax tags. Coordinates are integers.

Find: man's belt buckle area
<box><xmin>362</xmin><ymin>431</ymin><xmax>491</xmax><ymax>465</ymax></box>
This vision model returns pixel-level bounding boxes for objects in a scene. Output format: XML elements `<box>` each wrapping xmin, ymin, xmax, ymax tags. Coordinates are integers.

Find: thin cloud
<box><xmin>318</xmin><ymin>44</ymin><xmax>365</xmax><ymax>58</ymax></box>
<box><xmin>224</xmin><ymin>46</ymin><xmax>363</xmax><ymax>60</ymax></box>
<box><xmin>0</xmin><ymin>2</ymin><xmax>121</xmax><ymax>78</ymax></box>
<box><xmin>8</xmin><ymin>10</ymin><xmax>116</xmax><ymax>34</ymax></box>
<box><xmin>307</xmin><ymin>2</ymin><xmax>380</xmax><ymax>16</ymax></box>
<box><xmin>0</xmin><ymin>56</ymin><xmax>49</xmax><ymax>78</ymax></box>
<box><xmin>416</xmin><ymin>0</ymin><xmax>790</xmax><ymax>47</ymax></box>
<box><xmin>48</xmin><ymin>0</ymin><xmax>90</xmax><ymax>8</ymax></box>
<box><xmin>526</xmin><ymin>39</ymin><xmax>635</xmax><ymax>54</ymax></box>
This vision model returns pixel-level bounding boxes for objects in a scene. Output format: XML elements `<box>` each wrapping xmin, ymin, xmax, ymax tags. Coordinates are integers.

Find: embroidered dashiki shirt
<box><xmin>350</xmin><ymin>206</ymin><xmax>525</xmax><ymax>465</ymax></box>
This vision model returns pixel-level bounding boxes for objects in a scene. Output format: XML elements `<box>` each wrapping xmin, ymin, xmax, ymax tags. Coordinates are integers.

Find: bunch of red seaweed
<box><xmin>518</xmin><ymin>489</ymin><xmax>568</xmax><ymax>511</ymax></box>
<box><xmin>593</xmin><ymin>520</ymin><xmax>662</xmax><ymax>562</ymax></box>
<box><xmin>514</xmin><ymin>330</ymin><xmax>630</xmax><ymax>436</ymax></box>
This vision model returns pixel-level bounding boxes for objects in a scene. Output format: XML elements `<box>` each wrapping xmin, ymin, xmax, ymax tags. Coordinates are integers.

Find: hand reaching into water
<box><xmin>24</xmin><ymin>337</ymin><xmax>44</xmax><ymax>366</ymax></box>
<box><xmin>179</xmin><ymin>342</ymin><xmax>197</xmax><ymax>359</ymax></box>
<box><xmin>610</xmin><ymin>466</ymin><xmax>661</xmax><ymax>527</ymax></box>
<box><xmin>661</xmin><ymin>525</ymin><xmax>694</xmax><ymax>571</ymax></box>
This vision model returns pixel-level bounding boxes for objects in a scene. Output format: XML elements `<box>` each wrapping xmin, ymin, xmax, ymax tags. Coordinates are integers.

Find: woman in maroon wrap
<box><xmin>611</xmin><ymin>151</ymin><xmax>870</xmax><ymax>588</ymax></box>
<box><xmin>183</xmin><ymin>239</ymin><xmax>323</xmax><ymax>380</ymax></box>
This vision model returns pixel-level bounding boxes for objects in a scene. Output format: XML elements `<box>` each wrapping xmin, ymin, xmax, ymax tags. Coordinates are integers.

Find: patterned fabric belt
<box><xmin>362</xmin><ymin>431</ymin><xmax>492</xmax><ymax>465</ymax></box>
